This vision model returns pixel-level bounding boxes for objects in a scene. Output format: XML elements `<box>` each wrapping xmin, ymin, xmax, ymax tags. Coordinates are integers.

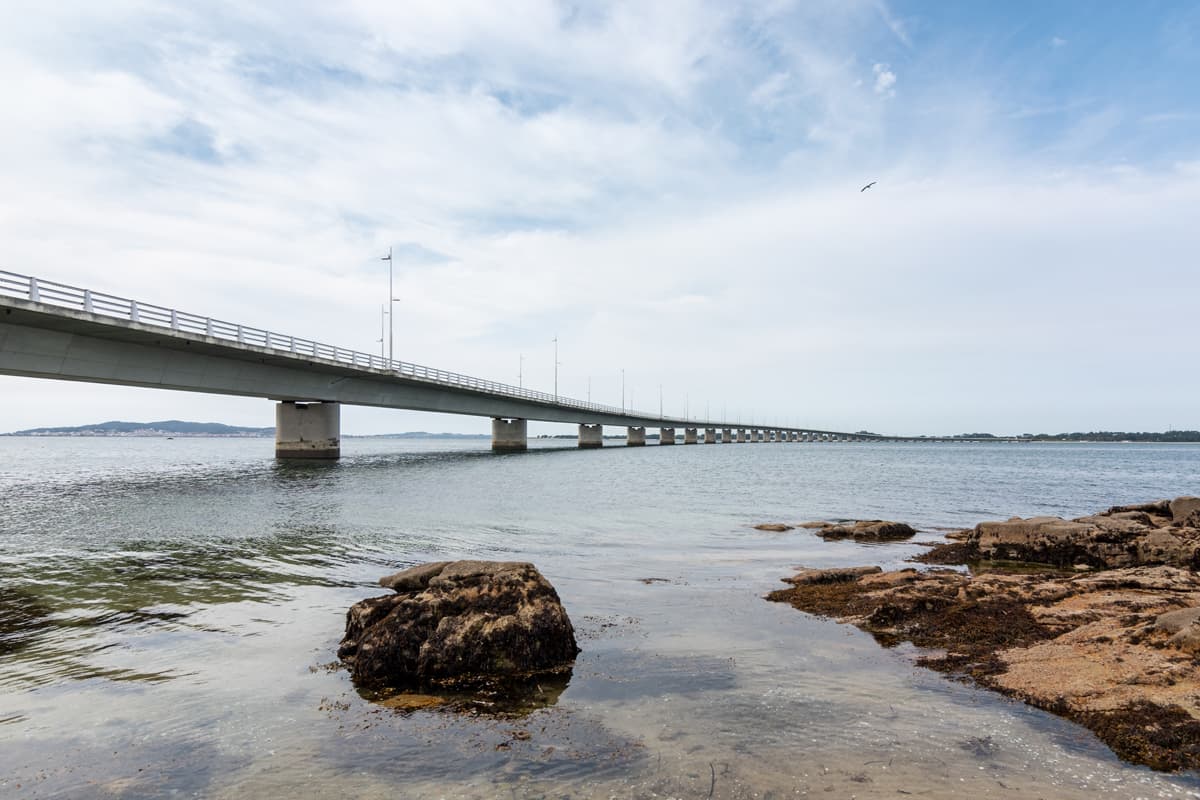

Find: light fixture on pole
<box><xmin>518</xmin><ymin>354</ymin><xmax>524</xmax><ymax>389</ymax></box>
<box><xmin>381</xmin><ymin>248</ymin><xmax>394</xmax><ymax>362</ymax></box>
<box><xmin>621</xmin><ymin>368</ymin><xmax>625</xmax><ymax>413</ymax></box>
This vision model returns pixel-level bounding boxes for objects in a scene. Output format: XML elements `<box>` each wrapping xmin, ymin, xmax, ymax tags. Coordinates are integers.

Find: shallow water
<box><xmin>1</xmin><ymin>437</ymin><xmax>1199</xmax><ymax>798</ymax></box>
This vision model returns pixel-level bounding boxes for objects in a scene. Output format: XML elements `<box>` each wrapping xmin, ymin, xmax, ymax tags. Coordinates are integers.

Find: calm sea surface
<box><xmin>2</xmin><ymin>437</ymin><xmax>1199</xmax><ymax>799</ymax></box>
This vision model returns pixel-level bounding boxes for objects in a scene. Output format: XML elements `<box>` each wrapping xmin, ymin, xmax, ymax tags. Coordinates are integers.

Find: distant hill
<box><xmin>945</xmin><ymin>431</ymin><xmax>1200</xmax><ymax>442</ymax></box>
<box><xmin>4</xmin><ymin>420</ymin><xmax>273</xmax><ymax>437</ymax></box>
<box><xmin>1022</xmin><ymin>430</ymin><xmax>1200</xmax><ymax>443</ymax></box>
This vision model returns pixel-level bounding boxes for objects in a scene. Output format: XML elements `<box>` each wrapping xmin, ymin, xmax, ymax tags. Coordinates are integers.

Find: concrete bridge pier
<box><xmin>704</xmin><ymin>428</ymin><xmax>717</xmax><ymax>444</ymax></box>
<box><xmin>722</xmin><ymin>428</ymin><xmax>732</xmax><ymax>443</ymax></box>
<box><xmin>627</xmin><ymin>426</ymin><xmax>646</xmax><ymax>446</ymax></box>
<box><xmin>750</xmin><ymin>429</ymin><xmax>759</xmax><ymax>442</ymax></box>
<box><xmin>275</xmin><ymin>401</ymin><xmax>340</xmax><ymax>459</ymax></box>
<box><xmin>684</xmin><ymin>427</ymin><xmax>698</xmax><ymax>444</ymax></box>
<box><xmin>578</xmin><ymin>423</ymin><xmax>603</xmax><ymax>449</ymax></box>
<box><xmin>736</xmin><ymin>429</ymin><xmax>747</xmax><ymax>442</ymax></box>
<box><xmin>491</xmin><ymin>417</ymin><xmax>528</xmax><ymax>452</ymax></box>
<box><xmin>789</xmin><ymin>431</ymin><xmax>798</xmax><ymax>442</ymax></box>
<box><xmin>660</xmin><ymin>427</ymin><xmax>676</xmax><ymax>445</ymax></box>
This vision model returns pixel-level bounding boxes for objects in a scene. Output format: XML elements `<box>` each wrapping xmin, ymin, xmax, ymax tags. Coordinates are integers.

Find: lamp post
<box><xmin>518</xmin><ymin>354</ymin><xmax>524</xmax><ymax>389</ymax></box>
<box><xmin>621</xmin><ymin>368</ymin><xmax>625</xmax><ymax>413</ymax></box>
<box><xmin>381</xmin><ymin>247</ymin><xmax>394</xmax><ymax>363</ymax></box>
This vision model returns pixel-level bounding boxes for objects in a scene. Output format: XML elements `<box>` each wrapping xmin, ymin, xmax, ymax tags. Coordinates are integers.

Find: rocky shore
<box><xmin>768</xmin><ymin>499</ymin><xmax>1200</xmax><ymax>772</ymax></box>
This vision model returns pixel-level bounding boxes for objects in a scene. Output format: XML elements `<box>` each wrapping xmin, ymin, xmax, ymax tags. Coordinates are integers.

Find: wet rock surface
<box><xmin>923</xmin><ymin>496</ymin><xmax>1200</xmax><ymax>569</ymax></box>
<box><xmin>339</xmin><ymin>561</ymin><xmax>580</xmax><ymax>695</ymax></box>
<box><xmin>769</xmin><ymin>499</ymin><xmax>1200</xmax><ymax>772</ymax></box>
<box><xmin>805</xmin><ymin>520</ymin><xmax>917</xmax><ymax>541</ymax></box>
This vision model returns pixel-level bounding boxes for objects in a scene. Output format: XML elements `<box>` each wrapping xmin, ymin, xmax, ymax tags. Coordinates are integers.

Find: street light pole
<box><xmin>518</xmin><ymin>354</ymin><xmax>524</xmax><ymax>389</ymax></box>
<box><xmin>381</xmin><ymin>247</ymin><xmax>393</xmax><ymax>362</ymax></box>
<box><xmin>621</xmin><ymin>369</ymin><xmax>625</xmax><ymax>413</ymax></box>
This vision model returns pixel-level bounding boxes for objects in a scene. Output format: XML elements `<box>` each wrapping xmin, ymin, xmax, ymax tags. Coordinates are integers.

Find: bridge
<box><xmin>0</xmin><ymin>271</ymin><xmax>1011</xmax><ymax>457</ymax></box>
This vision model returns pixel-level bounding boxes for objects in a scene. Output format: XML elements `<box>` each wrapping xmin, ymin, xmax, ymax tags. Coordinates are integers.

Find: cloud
<box><xmin>1052</xmin><ymin>36</ymin><xmax>1068</xmax><ymax>47</ymax></box>
<box><xmin>872</xmin><ymin>62</ymin><xmax>896</xmax><ymax>96</ymax></box>
<box><xmin>875</xmin><ymin>1</ymin><xmax>913</xmax><ymax>48</ymax></box>
<box><xmin>0</xmin><ymin>1</ymin><xmax>1197</xmax><ymax>436</ymax></box>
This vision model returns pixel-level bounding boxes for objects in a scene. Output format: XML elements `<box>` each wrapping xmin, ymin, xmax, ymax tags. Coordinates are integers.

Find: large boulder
<box><xmin>338</xmin><ymin>560</ymin><xmax>579</xmax><ymax>690</ymax></box>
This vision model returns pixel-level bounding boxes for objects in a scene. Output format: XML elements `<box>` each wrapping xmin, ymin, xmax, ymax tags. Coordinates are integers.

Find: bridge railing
<box><xmin>0</xmin><ymin>269</ymin><xmax>659</xmax><ymax>420</ymax></box>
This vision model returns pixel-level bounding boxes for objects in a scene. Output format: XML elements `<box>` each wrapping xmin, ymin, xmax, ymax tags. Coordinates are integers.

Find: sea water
<box><xmin>2</xmin><ymin>437</ymin><xmax>1199</xmax><ymax>798</ymax></box>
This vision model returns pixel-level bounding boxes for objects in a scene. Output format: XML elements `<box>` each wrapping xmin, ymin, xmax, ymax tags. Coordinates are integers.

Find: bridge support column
<box><xmin>722</xmin><ymin>428</ymin><xmax>732</xmax><ymax>443</ymax></box>
<box><xmin>627</xmin><ymin>426</ymin><xmax>646</xmax><ymax>446</ymax></box>
<box><xmin>578</xmin><ymin>423</ymin><xmax>603</xmax><ymax>449</ymax></box>
<box><xmin>736</xmin><ymin>429</ymin><xmax>747</xmax><ymax>443</ymax></box>
<box><xmin>788</xmin><ymin>431</ymin><xmax>798</xmax><ymax>442</ymax></box>
<box><xmin>275</xmin><ymin>401</ymin><xmax>340</xmax><ymax>459</ymax></box>
<box><xmin>684</xmin><ymin>427</ymin><xmax>698</xmax><ymax>444</ymax></box>
<box><xmin>492</xmin><ymin>417</ymin><xmax>527</xmax><ymax>452</ymax></box>
<box><xmin>704</xmin><ymin>428</ymin><xmax>717</xmax><ymax>444</ymax></box>
<box><xmin>660</xmin><ymin>427</ymin><xmax>676</xmax><ymax>445</ymax></box>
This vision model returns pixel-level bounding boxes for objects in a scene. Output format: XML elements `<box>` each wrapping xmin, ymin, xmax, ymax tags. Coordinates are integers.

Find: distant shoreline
<box><xmin>3</xmin><ymin>420</ymin><xmax>1197</xmax><ymax>443</ymax></box>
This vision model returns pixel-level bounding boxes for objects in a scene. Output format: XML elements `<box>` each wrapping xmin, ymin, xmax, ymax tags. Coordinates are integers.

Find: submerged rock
<box><xmin>338</xmin><ymin>560</ymin><xmax>579</xmax><ymax>692</ymax></box>
<box><xmin>753</xmin><ymin>523</ymin><xmax>794</xmax><ymax>532</ymax></box>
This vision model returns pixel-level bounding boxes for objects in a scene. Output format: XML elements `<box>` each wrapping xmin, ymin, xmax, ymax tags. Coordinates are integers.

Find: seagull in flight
<box><xmin>860</xmin><ymin>181</ymin><xmax>877</xmax><ymax>192</ymax></box>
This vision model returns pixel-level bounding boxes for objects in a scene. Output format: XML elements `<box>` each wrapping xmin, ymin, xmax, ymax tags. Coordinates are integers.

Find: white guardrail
<box><xmin>0</xmin><ymin>269</ymin><xmax>650</xmax><ymax>419</ymax></box>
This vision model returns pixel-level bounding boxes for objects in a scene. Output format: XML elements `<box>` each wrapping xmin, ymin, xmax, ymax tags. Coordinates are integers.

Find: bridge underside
<box><xmin>0</xmin><ymin>298</ymin><xmax>945</xmax><ymax>457</ymax></box>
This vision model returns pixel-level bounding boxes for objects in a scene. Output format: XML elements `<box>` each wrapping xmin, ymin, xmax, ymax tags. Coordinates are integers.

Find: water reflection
<box><xmin>0</xmin><ymin>527</ymin><xmax>374</xmax><ymax>689</ymax></box>
<box><xmin>358</xmin><ymin>667</ymin><xmax>574</xmax><ymax>717</ymax></box>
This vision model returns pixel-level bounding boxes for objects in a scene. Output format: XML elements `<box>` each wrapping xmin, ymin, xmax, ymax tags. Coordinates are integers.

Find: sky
<box><xmin>1</xmin><ymin>0</ymin><xmax>1198</xmax><ymax>436</ymax></box>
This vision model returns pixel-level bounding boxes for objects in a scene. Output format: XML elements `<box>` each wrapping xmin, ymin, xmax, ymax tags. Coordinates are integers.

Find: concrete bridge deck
<box><xmin>0</xmin><ymin>271</ymin><xmax>1013</xmax><ymax>456</ymax></box>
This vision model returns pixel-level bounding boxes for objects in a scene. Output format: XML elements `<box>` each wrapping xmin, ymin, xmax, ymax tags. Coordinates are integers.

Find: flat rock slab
<box><xmin>339</xmin><ymin>560</ymin><xmax>579</xmax><ymax>691</ymax></box>
<box><xmin>783</xmin><ymin>566</ymin><xmax>882</xmax><ymax>585</ymax></box>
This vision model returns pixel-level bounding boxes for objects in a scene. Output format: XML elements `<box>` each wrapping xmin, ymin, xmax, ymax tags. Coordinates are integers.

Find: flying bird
<box><xmin>860</xmin><ymin>181</ymin><xmax>877</xmax><ymax>192</ymax></box>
